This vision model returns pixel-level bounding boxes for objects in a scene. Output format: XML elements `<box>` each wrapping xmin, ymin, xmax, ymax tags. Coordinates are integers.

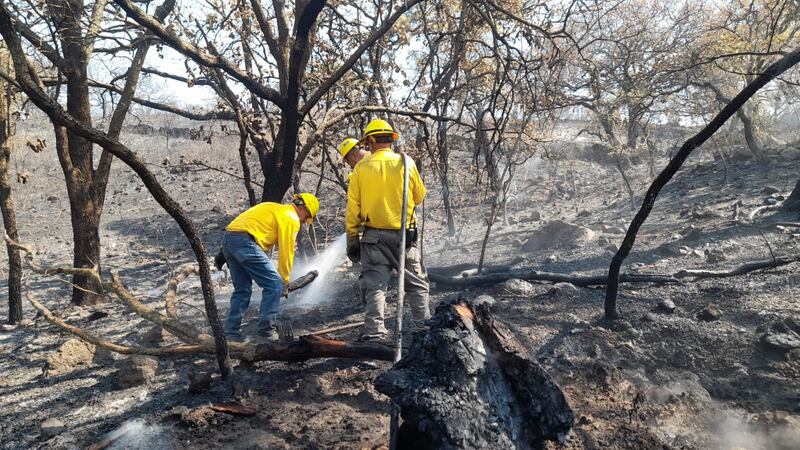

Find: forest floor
<box><xmin>1</xmin><ymin>126</ymin><xmax>800</xmax><ymax>449</ymax></box>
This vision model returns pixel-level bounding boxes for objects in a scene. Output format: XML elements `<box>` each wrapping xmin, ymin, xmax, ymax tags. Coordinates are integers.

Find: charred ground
<box><xmin>1</xmin><ymin>125</ymin><xmax>799</xmax><ymax>449</ymax></box>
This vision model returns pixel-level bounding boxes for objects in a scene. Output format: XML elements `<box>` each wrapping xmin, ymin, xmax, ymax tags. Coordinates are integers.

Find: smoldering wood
<box><xmin>375</xmin><ymin>299</ymin><xmax>573</xmax><ymax>449</ymax></box>
<box><xmin>287</xmin><ymin>270</ymin><xmax>318</xmax><ymax>292</ymax></box>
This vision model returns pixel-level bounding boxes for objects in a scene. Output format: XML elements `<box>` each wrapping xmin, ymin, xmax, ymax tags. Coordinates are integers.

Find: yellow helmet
<box><xmin>338</xmin><ymin>138</ymin><xmax>359</xmax><ymax>159</ymax></box>
<box><xmin>359</xmin><ymin>118</ymin><xmax>399</xmax><ymax>144</ymax></box>
<box><xmin>293</xmin><ymin>193</ymin><xmax>319</xmax><ymax>224</ymax></box>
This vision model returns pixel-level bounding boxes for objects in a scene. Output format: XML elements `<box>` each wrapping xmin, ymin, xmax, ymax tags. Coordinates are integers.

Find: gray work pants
<box><xmin>359</xmin><ymin>227</ymin><xmax>431</xmax><ymax>336</ymax></box>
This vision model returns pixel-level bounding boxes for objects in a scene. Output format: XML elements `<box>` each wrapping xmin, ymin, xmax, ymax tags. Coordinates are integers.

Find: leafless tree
<box><xmin>0</xmin><ymin>0</ymin><xmax>233</xmax><ymax>378</ymax></box>
<box><xmin>0</xmin><ymin>46</ymin><xmax>22</xmax><ymax>324</ymax></box>
<box><xmin>559</xmin><ymin>0</ymin><xmax>702</xmax><ymax>208</ymax></box>
<box><xmin>605</xmin><ymin>45</ymin><xmax>800</xmax><ymax>320</ymax></box>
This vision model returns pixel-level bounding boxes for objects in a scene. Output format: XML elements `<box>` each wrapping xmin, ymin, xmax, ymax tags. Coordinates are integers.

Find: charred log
<box><xmin>429</xmin><ymin>255</ymin><xmax>800</xmax><ymax>290</ymax></box>
<box><xmin>375</xmin><ymin>299</ymin><xmax>573</xmax><ymax>449</ymax></box>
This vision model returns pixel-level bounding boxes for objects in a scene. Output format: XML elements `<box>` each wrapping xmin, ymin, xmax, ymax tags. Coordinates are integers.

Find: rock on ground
<box><xmin>141</xmin><ymin>326</ymin><xmax>167</xmax><ymax>345</ymax></box>
<box><xmin>44</xmin><ymin>338</ymin><xmax>96</xmax><ymax>376</ymax></box>
<box><xmin>188</xmin><ymin>371</ymin><xmax>213</xmax><ymax>393</ymax></box>
<box><xmin>705</xmin><ymin>248</ymin><xmax>727</xmax><ymax>264</ymax></box>
<box><xmin>760</xmin><ymin>317</ymin><xmax>800</xmax><ymax>351</ymax></box>
<box><xmin>600</xmin><ymin>224</ymin><xmax>626</xmax><ymax>234</ymax></box>
<box><xmin>549</xmin><ymin>282</ymin><xmax>579</xmax><ymax>298</ymax></box>
<box><xmin>658</xmin><ymin>299</ymin><xmax>676</xmax><ymax>313</ymax></box>
<box><xmin>495</xmin><ymin>278</ymin><xmax>535</xmax><ymax>297</ymax></box>
<box><xmin>698</xmin><ymin>305</ymin><xmax>722</xmax><ymax>322</ymax></box>
<box><xmin>40</xmin><ymin>418</ymin><xmax>66</xmax><ymax>439</ymax></box>
<box><xmin>522</xmin><ymin>220</ymin><xmax>596</xmax><ymax>252</ymax></box>
<box><xmin>116</xmin><ymin>355</ymin><xmax>158</xmax><ymax>388</ymax></box>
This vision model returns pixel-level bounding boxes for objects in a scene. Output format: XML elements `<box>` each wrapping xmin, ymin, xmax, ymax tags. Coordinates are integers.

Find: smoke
<box><xmin>289</xmin><ymin>233</ymin><xmax>348</xmax><ymax>307</ymax></box>
<box><xmin>637</xmin><ymin>373</ymin><xmax>800</xmax><ymax>450</ymax></box>
<box><xmin>712</xmin><ymin>414</ymin><xmax>800</xmax><ymax>450</ymax></box>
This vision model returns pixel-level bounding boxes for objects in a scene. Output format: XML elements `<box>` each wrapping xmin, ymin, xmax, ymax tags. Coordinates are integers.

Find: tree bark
<box><xmin>700</xmin><ymin>82</ymin><xmax>765</xmax><ymax>162</ymax></box>
<box><xmin>260</xmin><ymin>0</ymin><xmax>324</xmax><ymax>202</ymax></box>
<box><xmin>0</xmin><ymin>5</ymin><xmax>233</xmax><ymax>378</ymax></box>
<box><xmin>605</xmin><ymin>47</ymin><xmax>800</xmax><ymax>320</ymax></box>
<box><xmin>437</xmin><ymin>122</ymin><xmax>456</xmax><ymax>236</ymax></box>
<box><xmin>614</xmin><ymin>157</ymin><xmax>637</xmax><ymax>209</ymax></box>
<box><xmin>0</xmin><ymin>63</ymin><xmax>21</xmax><ymax>323</ymax></box>
<box><xmin>784</xmin><ymin>177</ymin><xmax>800</xmax><ymax>211</ymax></box>
<box><xmin>375</xmin><ymin>299</ymin><xmax>573</xmax><ymax>449</ymax></box>
<box><xmin>235</xmin><ymin>119</ymin><xmax>257</xmax><ymax>206</ymax></box>
<box><xmin>46</xmin><ymin>0</ymin><xmax>106</xmax><ymax>304</ymax></box>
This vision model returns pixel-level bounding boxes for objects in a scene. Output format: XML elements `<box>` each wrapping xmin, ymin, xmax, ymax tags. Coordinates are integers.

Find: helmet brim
<box><xmin>358</xmin><ymin>132</ymin><xmax>399</xmax><ymax>144</ymax></box>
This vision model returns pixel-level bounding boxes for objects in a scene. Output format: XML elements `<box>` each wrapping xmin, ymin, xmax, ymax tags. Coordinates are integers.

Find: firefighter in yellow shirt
<box><xmin>345</xmin><ymin>119</ymin><xmax>430</xmax><ymax>341</ymax></box>
<box><xmin>222</xmin><ymin>193</ymin><xmax>319</xmax><ymax>341</ymax></box>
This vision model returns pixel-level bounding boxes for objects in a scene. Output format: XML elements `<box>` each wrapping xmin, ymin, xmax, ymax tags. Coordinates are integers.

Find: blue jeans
<box><xmin>222</xmin><ymin>233</ymin><xmax>284</xmax><ymax>339</ymax></box>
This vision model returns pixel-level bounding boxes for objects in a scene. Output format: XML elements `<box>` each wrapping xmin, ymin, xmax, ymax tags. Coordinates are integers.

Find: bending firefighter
<box><xmin>345</xmin><ymin>119</ymin><xmax>431</xmax><ymax>342</ymax></box>
<box><xmin>221</xmin><ymin>193</ymin><xmax>319</xmax><ymax>341</ymax></box>
<box><xmin>338</xmin><ymin>137</ymin><xmax>369</xmax><ymax>170</ymax></box>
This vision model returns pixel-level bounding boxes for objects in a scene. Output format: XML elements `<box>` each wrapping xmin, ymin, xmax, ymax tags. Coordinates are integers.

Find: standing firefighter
<box><xmin>345</xmin><ymin>119</ymin><xmax>431</xmax><ymax>342</ymax></box>
<box><xmin>222</xmin><ymin>193</ymin><xmax>319</xmax><ymax>341</ymax></box>
<box><xmin>339</xmin><ymin>137</ymin><xmax>369</xmax><ymax>170</ymax></box>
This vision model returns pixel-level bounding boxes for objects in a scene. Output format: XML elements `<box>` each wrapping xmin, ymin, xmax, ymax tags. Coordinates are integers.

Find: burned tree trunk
<box><xmin>437</xmin><ymin>122</ymin><xmax>457</xmax><ymax>236</ymax></box>
<box><xmin>700</xmin><ymin>81</ymin><xmax>765</xmax><ymax>162</ymax></box>
<box><xmin>375</xmin><ymin>299</ymin><xmax>573</xmax><ymax>449</ymax></box>
<box><xmin>45</xmin><ymin>0</ymin><xmax>107</xmax><ymax>305</ymax></box>
<box><xmin>260</xmin><ymin>0</ymin><xmax>324</xmax><ymax>202</ymax></box>
<box><xmin>0</xmin><ymin>62</ymin><xmax>21</xmax><ymax>323</ymax></box>
<box><xmin>605</xmin><ymin>46</ymin><xmax>800</xmax><ymax>319</ymax></box>
<box><xmin>784</xmin><ymin>177</ymin><xmax>800</xmax><ymax>211</ymax></box>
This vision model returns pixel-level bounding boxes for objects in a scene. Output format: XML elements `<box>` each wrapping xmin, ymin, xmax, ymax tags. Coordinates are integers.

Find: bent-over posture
<box><xmin>222</xmin><ymin>193</ymin><xmax>319</xmax><ymax>341</ymax></box>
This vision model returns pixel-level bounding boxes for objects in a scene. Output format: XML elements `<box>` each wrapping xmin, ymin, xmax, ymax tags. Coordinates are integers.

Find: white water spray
<box><xmin>104</xmin><ymin>419</ymin><xmax>168</xmax><ymax>449</ymax></box>
<box><xmin>290</xmin><ymin>233</ymin><xmax>348</xmax><ymax>307</ymax></box>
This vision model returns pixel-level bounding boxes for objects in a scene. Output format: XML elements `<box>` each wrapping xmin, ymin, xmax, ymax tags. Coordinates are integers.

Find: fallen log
<box><xmin>375</xmin><ymin>298</ymin><xmax>573</xmax><ymax>449</ymax></box>
<box><xmin>673</xmin><ymin>255</ymin><xmax>800</xmax><ymax>279</ymax></box>
<box><xmin>166</xmin><ymin>265</ymin><xmax>197</xmax><ymax>318</ymax></box>
<box><xmin>428</xmin><ymin>268</ymin><xmax>677</xmax><ymax>288</ymax></box>
<box><xmin>13</xmin><ymin>237</ymin><xmax>393</xmax><ymax>364</ymax></box>
<box><xmin>428</xmin><ymin>255</ymin><xmax>800</xmax><ymax>289</ymax></box>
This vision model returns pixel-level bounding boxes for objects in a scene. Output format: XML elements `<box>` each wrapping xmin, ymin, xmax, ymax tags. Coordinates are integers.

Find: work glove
<box><xmin>346</xmin><ymin>234</ymin><xmax>361</xmax><ymax>264</ymax></box>
<box><xmin>214</xmin><ymin>247</ymin><xmax>226</xmax><ymax>270</ymax></box>
<box><xmin>282</xmin><ymin>284</ymin><xmax>289</xmax><ymax>298</ymax></box>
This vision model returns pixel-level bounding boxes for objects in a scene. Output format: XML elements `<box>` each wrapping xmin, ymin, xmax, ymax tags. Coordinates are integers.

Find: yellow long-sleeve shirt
<box><xmin>226</xmin><ymin>203</ymin><xmax>300</xmax><ymax>283</ymax></box>
<box><xmin>346</xmin><ymin>149</ymin><xmax>426</xmax><ymax>236</ymax></box>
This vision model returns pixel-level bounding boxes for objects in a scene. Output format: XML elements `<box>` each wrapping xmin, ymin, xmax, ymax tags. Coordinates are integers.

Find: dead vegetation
<box><xmin>0</xmin><ymin>0</ymin><xmax>800</xmax><ymax>448</ymax></box>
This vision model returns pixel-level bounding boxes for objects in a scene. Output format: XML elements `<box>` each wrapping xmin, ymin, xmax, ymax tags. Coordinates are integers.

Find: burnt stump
<box><xmin>375</xmin><ymin>298</ymin><xmax>574</xmax><ymax>449</ymax></box>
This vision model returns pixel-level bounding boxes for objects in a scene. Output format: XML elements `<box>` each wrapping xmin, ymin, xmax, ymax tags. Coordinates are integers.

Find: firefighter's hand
<box><xmin>282</xmin><ymin>284</ymin><xmax>289</xmax><ymax>298</ymax></box>
<box><xmin>346</xmin><ymin>235</ymin><xmax>360</xmax><ymax>264</ymax></box>
<box><xmin>214</xmin><ymin>248</ymin><xmax>226</xmax><ymax>270</ymax></box>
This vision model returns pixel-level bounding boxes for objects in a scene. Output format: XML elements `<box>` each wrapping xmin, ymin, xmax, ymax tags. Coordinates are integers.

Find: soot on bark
<box><xmin>375</xmin><ymin>297</ymin><xmax>574</xmax><ymax>449</ymax></box>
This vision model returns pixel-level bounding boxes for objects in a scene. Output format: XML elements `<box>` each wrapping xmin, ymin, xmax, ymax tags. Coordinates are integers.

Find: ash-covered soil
<box><xmin>1</xmin><ymin>122</ymin><xmax>800</xmax><ymax>449</ymax></box>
